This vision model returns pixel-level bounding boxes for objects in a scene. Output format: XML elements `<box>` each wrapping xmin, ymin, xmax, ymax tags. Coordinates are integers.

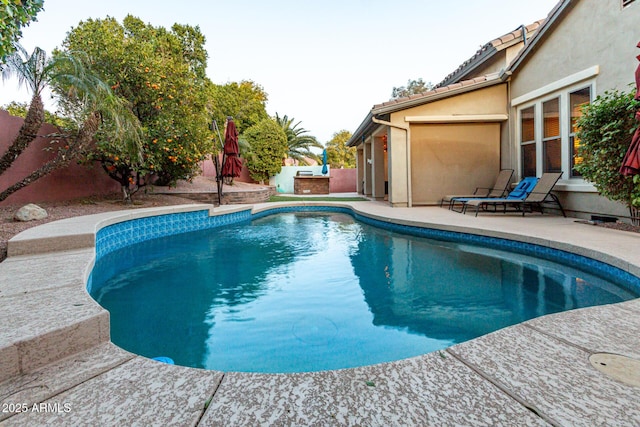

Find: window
<box><xmin>543</xmin><ymin>98</ymin><xmax>561</xmax><ymax>173</ymax></box>
<box><xmin>569</xmin><ymin>87</ymin><xmax>591</xmax><ymax>177</ymax></box>
<box><xmin>520</xmin><ymin>106</ymin><xmax>536</xmax><ymax>177</ymax></box>
<box><xmin>516</xmin><ymin>85</ymin><xmax>592</xmax><ymax>180</ymax></box>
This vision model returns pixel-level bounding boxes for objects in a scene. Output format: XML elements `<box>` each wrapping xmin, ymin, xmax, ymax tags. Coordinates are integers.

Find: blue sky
<box><xmin>1</xmin><ymin>0</ymin><xmax>560</xmax><ymax>143</ymax></box>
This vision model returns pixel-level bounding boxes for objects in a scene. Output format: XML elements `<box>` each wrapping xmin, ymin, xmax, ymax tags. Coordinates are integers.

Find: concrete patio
<box><xmin>0</xmin><ymin>201</ymin><xmax>638</xmax><ymax>426</ymax></box>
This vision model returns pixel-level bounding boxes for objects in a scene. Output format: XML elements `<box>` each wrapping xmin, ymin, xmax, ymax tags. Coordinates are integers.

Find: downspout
<box><xmin>501</xmin><ymin>25</ymin><xmax>525</xmax><ymax>179</ymax></box>
<box><xmin>371</xmin><ymin>117</ymin><xmax>412</xmax><ymax>207</ymax></box>
<box><xmin>503</xmin><ymin>70</ymin><xmax>514</xmax><ymax>178</ymax></box>
<box><xmin>512</xmin><ymin>25</ymin><xmax>526</xmax><ymax>173</ymax></box>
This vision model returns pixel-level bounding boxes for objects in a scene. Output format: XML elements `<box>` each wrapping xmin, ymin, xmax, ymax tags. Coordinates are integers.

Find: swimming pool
<box><xmin>89</xmin><ymin>209</ymin><xmax>638</xmax><ymax>373</ymax></box>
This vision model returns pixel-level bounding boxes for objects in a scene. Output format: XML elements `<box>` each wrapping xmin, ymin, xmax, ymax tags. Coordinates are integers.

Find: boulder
<box><xmin>14</xmin><ymin>204</ymin><xmax>48</xmax><ymax>222</ymax></box>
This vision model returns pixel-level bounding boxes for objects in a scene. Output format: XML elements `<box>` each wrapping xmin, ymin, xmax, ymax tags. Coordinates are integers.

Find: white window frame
<box><xmin>542</xmin><ymin>96</ymin><xmax>562</xmax><ymax>174</ymax></box>
<box><xmin>516</xmin><ymin>83</ymin><xmax>595</xmax><ymax>185</ymax></box>
<box><xmin>519</xmin><ymin>105</ymin><xmax>537</xmax><ymax>177</ymax></box>
<box><xmin>513</xmin><ymin>67</ymin><xmax>598</xmax><ymax>190</ymax></box>
<box><xmin>568</xmin><ymin>86</ymin><xmax>592</xmax><ymax>178</ymax></box>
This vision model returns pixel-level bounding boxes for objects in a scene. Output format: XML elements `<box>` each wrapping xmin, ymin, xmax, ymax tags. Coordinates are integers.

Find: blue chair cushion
<box><xmin>505</xmin><ymin>177</ymin><xmax>539</xmax><ymax>200</ymax></box>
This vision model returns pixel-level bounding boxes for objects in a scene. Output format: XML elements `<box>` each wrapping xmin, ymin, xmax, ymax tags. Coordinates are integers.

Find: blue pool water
<box><xmin>89</xmin><ymin>212</ymin><xmax>638</xmax><ymax>373</ymax></box>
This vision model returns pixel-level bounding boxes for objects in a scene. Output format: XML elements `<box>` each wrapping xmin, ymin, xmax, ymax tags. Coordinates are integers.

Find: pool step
<box><xmin>0</xmin><ymin>249</ymin><xmax>109</xmax><ymax>383</ymax></box>
<box><xmin>2</xmin><ymin>204</ymin><xmax>226</xmax><ymax>383</ymax></box>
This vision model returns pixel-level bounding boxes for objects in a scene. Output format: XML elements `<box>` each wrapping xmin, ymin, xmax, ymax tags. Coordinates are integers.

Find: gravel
<box><xmin>573</xmin><ymin>219</ymin><xmax>640</xmax><ymax>233</ymax></box>
<box><xmin>0</xmin><ymin>193</ymin><xmax>198</xmax><ymax>262</ymax></box>
<box><xmin>2</xmin><ymin>194</ymin><xmax>639</xmax><ymax>262</ymax></box>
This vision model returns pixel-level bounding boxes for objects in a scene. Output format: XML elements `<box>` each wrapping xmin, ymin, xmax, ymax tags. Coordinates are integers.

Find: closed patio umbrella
<box><xmin>321</xmin><ymin>149</ymin><xmax>328</xmax><ymax>175</ymax></box>
<box><xmin>619</xmin><ymin>41</ymin><xmax>640</xmax><ymax>176</ymax></box>
<box><xmin>221</xmin><ymin>118</ymin><xmax>243</xmax><ymax>181</ymax></box>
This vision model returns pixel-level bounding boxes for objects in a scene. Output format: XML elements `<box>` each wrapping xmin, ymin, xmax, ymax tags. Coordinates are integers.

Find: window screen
<box><xmin>569</xmin><ymin>87</ymin><xmax>591</xmax><ymax>176</ymax></box>
<box><xmin>543</xmin><ymin>98</ymin><xmax>561</xmax><ymax>173</ymax></box>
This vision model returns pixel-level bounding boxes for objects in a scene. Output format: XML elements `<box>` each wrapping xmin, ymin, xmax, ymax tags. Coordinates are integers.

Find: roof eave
<box><xmin>348</xmin><ymin>75</ymin><xmax>506</xmax><ymax>147</ymax></box>
<box><xmin>372</xmin><ymin>76</ymin><xmax>504</xmax><ymax>116</ymax></box>
<box><xmin>435</xmin><ymin>46</ymin><xmax>498</xmax><ymax>88</ymax></box>
<box><xmin>347</xmin><ymin>111</ymin><xmax>375</xmax><ymax>147</ymax></box>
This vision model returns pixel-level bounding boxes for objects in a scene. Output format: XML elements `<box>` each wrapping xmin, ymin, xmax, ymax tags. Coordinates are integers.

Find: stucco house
<box><xmin>506</xmin><ymin>0</ymin><xmax>639</xmax><ymax>219</ymax></box>
<box><xmin>348</xmin><ymin>0</ymin><xmax>639</xmax><ymax>220</ymax></box>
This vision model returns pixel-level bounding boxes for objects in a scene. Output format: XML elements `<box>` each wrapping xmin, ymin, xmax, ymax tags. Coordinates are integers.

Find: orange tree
<box><xmin>208</xmin><ymin>80</ymin><xmax>268</xmax><ymax>135</ymax></box>
<box><xmin>0</xmin><ymin>0</ymin><xmax>44</xmax><ymax>61</ymax></box>
<box><xmin>0</xmin><ymin>45</ymin><xmax>140</xmax><ymax>202</ymax></box>
<box><xmin>59</xmin><ymin>15</ymin><xmax>212</xmax><ymax>202</ymax></box>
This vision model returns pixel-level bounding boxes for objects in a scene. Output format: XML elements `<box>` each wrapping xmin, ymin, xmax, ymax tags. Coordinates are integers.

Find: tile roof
<box><xmin>372</xmin><ymin>72</ymin><xmax>503</xmax><ymax>115</ymax></box>
<box><xmin>435</xmin><ymin>20</ymin><xmax>544</xmax><ymax>89</ymax></box>
<box><xmin>347</xmin><ymin>73</ymin><xmax>505</xmax><ymax>146</ymax></box>
<box><xmin>347</xmin><ymin>3</ymin><xmax>564</xmax><ymax>147</ymax></box>
<box><xmin>371</xmin><ymin>19</ymin><xmax>546</xmax><ymax>115</ymax></box>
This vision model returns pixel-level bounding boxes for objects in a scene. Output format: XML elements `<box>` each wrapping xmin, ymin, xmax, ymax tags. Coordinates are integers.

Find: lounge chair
<box><xmin>451</xmin><ymin>176</ymin><xmax>538</xmax><ymax>213</ymax></box>
<box><xmin>441</xmin><ymin>169</ymin><xmax>513</xmax><ymax>209</ymax></box>
<box><xmin>464</xmin><ymin>172</ymin><xmax>565</xmax><ymax>217</ymax></box>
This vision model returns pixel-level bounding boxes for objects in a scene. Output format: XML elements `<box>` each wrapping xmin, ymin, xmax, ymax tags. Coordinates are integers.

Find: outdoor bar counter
<box><xmin>293</xmin><ymin>175</ymin><xmax>330</xmax><ymax>194</ymax></box>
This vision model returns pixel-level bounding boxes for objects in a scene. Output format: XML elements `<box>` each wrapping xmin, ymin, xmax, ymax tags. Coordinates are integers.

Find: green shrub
<box><xmin>243</xmin><ymin>118</ymin><xmax>287</xmax><ymax>183</ymax></box>
<box><xmin>575</xmin><ymin>89</ymin><xmax>640</xmax><ymax>209</ymax></box>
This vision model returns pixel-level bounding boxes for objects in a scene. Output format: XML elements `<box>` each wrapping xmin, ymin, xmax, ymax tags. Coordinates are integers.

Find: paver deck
<box><xmin>0</xmin><ymin>200</ymin><xmax>638</xmax><ymax>426</ymax></box>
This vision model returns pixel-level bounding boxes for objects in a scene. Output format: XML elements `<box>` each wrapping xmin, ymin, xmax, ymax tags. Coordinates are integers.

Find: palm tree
<box><xmin>0</xmin><ymin>44</ymin><xmax>142</xmax><ymax>202</ymax></box>
<box><xmin>274</xmin><ymin>113</ymin><xmax>323</xmax><ymax>165</ymax></box>
<box><xmin>0</xmin><ymin>45</ymin><xmax>51</xmax><ymax>176</ymax></box>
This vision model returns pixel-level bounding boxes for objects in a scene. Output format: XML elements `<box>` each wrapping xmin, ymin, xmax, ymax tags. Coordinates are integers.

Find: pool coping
<box><xmin>1</xmin><ymin>201</ymin><xmax>639</xmax><ymax>426</ymax></box>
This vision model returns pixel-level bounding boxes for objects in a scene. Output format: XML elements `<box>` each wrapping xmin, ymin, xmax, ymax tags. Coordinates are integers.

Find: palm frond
<box><xmin>2</xmin><ymin>44</ymin><xmax>44</xmax><ymax>94</ymax></box>
<box><xmin>274</xmin><ymin>112</ymin><xmax>323</xmax><ymax>162</ymax></box>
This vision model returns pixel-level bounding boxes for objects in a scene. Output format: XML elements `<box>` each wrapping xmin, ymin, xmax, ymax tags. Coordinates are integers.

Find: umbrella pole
<box><xmin>213</xmin><ymin>155</ymin><xmax>222</xmax><ymax>206</ymax></box>
<box><xmin>212</xmin><ymin>120</ymin><xmax>225</xmax><ymax>206</ymax></box>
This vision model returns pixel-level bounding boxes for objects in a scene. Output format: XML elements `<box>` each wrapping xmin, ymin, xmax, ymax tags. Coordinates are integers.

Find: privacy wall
<box><xmin>0</xmin><ymin>110</ymin><xmax>119</xmax><ymax>206</ymax></box>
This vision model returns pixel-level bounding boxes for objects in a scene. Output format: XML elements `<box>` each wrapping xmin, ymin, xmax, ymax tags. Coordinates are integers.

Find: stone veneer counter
<box><xmin>294</xmin><ymin>175</ymin><xmax>330</xmax><ymax>194</ymax></box>
<box><xmin>1</xmin><ymin>202</ymin><xmax>639</xmax><ymax>426</ymax></box>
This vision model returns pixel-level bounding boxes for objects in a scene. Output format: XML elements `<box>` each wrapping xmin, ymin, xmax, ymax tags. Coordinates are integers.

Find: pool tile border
<box><xmin>95</xmin><ymin>208</ymin><xmax>251</xmax><ymax>258</ymax></box>
<box><xmin>2</xmin><ymin>201</ymin><xmax>640</xmax><ymax>425</ymax></box>
<box><xmin>94</xmin><ymin>204</ymin><xmax>640</xmax><ymax>294</ymax></box>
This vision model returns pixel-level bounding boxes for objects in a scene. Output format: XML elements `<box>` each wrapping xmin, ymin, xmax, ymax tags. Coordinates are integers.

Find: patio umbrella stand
<box><xmin>211</xmin><ymin>120</ymin><xmax>225</xmax><ymax>206</ymax></box>
<box><xmin>221</xmin><ymin>117</ymin><xmax>243</xmax><ymax>185</ymax></box>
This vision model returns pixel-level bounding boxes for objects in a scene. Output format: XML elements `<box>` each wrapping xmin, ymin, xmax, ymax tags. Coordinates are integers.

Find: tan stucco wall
<box><xmin>363</xmin><ymin>139</ymin><xmax>372</xmax><ymax>196</ymax></box>
<box><xmin>504</xmin><ymin>43</ymin><xmax>523</xmax><ymax>68</ymax></box>
<box><xmin>388</xmin><ymin>126</ymin><xmax>409</xmax><ymax>206</ymax></box>
<box><xmin>372</xmin><ymin>136</ymin><xmax>386</xmax><ymax>199</ymax></box>
<box><xmin>470</xmin><ymin>60</ymin><xmax>502</xmax><ymax>80</ymax></box>
<box><xmin>508</xmin><ymin>0</ymin><xmax>640</xmax><ymax>219</ymax></box>
<box><xmin>396</xmin><ymin>84</ymin><xmax>508</xmax><ymax>118</ymax></box>
<box><xmin>410</xmin><ymin>123</ymin><xmax>501</xmax><ymax>205</ymax></box>
<box><xmin>555</xmin><ymin>190</ymin><xmax>631</xmax><ymax>219</ymax></box>
<box><xmin>511</xmin><ymin>0</ymin><xmax>639</xmax><ymax>99</ymax></box>
<box><xmin>383</xmin><ymin>84</ymin><xmax>508</xmax><ymax>207</ymax></box>
<box><xmin>469</xmin><ymin>49</ymin><xmax>516</xmax><ymax>79</ymax></box>
<box><xmin>356</xmin><ymin>148</ymin><xmax>364</xmax><ymax>194</ymax></box>
<box><xmin>452</xmin><ymin>49</ymin><xmax>509</xmax><ymax>82</ymax></box>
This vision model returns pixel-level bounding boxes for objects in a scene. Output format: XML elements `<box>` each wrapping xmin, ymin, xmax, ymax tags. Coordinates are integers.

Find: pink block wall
<box><xmin>0</xmin><ymin>110</ymin><xmax>120</xmax><ymax>206</ymax></box>
<box><xmin>202</xmin><ymin>156</ymin><xmax>357</xmax><ymax>192</ymax></box>
<box><xmin>0</xmin><ymin>106</ymin><xmax>358</xmax><ymax>206</ymax></box>
<box><xmin>329</xmin><ymin>168</ymin><xmax>357</xmax><ymax>193</ymax></box>
<box><xmin>200</xmin><ymin>155</ymin><xmax>256</xmax><ymax>183</ymax></box>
